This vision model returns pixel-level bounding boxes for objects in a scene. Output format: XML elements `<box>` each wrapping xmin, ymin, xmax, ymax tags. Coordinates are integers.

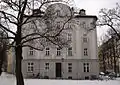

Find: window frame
<box><xmin>27</xmin><ymin>62</ymin><xmax>34</xmax><ymax>72</ymax></box>
<box><xmin>83</xmin><ymin>37</ymin><xmax>87</xmax><ymax>43</ymax></box>
<box><xmin>84</xmin><ymin>48</ymin><xmax>88</xmax><ymax>56</ymax></box>
<box><xmin>57</xmin><ymin>48</ymin><xmax>61</xmax><ymax>56</ymax></box>
<box><xmin>45</xmin><ymin>63</ymin><xmax>49</xmax><ymax>70</ymax></box>
<box><xmin>83</xmin><ymin>63</ymin><xmax>89</xmax><ymax>72</ymax></box>
<box><xmin>45</xmin><ymin>47</ymin><xmax>50</xmax><ymax>56</ymax></box>
<box><xmin>68</xmin><ymin>33</ymin><xmax>72</xmax><ymax>41</ymax></box>
<box><xmin>68</xmin><ymin>63</ymin><xmax>72</xmax><ymax>73</ymax></box>
<box><xmin>68</xmin><ymin>47</ymin><xmax>72</xmax><ymax>56</ymax></box>
<box><xmin>29</xmin><ymin>47</ymin><xmax>34</xmax><ymax>56</ymax></box>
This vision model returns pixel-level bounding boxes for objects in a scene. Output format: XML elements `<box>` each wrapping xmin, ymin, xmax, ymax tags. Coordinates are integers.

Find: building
<box><xmin>22</xmin><ymin>3</ymin><xmax>99</xmax><ymax>79</ymax></box>
<box><xmin>7</xmin><ymin>47</ymin><xmax>16</xmax><ymax>74</ymax></box>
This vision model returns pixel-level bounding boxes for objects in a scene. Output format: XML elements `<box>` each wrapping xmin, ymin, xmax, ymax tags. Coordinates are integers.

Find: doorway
<box><xmin>56</xmin><ymin>63</ymin><xmax>62</xmax><ymax>78</ymax></box>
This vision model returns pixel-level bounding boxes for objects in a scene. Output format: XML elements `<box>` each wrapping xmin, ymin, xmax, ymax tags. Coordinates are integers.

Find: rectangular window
<box><xmin>56</xmin><ymin>22</ymin><xmax>60</xmax><ymax>29</ymax></box>
<box><xmin>84</xmin><ymin>48</ymin><xmax>88</xmax><ymax>56</ymax></box>
<box><xmin>68</xmin><ymin>33</ymin><xmax>72</xmax><ymax>41</ymax></box>
<box><xmin>45</xmin><ymin>63</ymin><xmax>49</xmax><ymax>70</ymax></box>
<box><xmin>57</xmin><ymin>48</ymin><xmax>61</xmax><ymax>56</ymax></box>
<box><xmin>27</xmin><ymin>62</ymin><xmax>34</xmax><ymax>72</ymax></box>
<box><xmin>29</xmin><ymin>47</ymin><xmax>34</xmax><ymax>55</ymax></box>
<box><xmin>46</xmin><ymin>48</ymin><xmax>50</xmax><ymax>56</ymax></box>
<box><xmin>68</xmin><ymin>47</ymin><xmax>72</xmax><ymax>56</ymax></box>
<box><xmin>83</xmin><ymin>37</ymin><xmax>87</xmax><ymax>43</ymax></box>
<box><xmin>83</xmin><ymin>63</ymin><xmax>89</xmax><ymax>72</ymax></box>
<box><xmin>68</xmin><ymin>23</ymin><xmax>72</xmax><ymax>29</ymax></box>
<box><xmin>68</xmin><ymin>63</ymin><xmax>72</xmax><ymax>73</ymax></box>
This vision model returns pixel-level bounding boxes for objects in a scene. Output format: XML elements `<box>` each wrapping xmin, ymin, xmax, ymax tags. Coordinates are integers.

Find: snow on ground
<box><xmin>0</xmin><ymin>72</ymin><xmax>120</xmax><ymax>85</ymax></box>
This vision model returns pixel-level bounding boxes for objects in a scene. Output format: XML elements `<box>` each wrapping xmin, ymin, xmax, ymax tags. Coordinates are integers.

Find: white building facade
<box><xmin>22</xmin><ymin>3</ymin><xmax>99</xmax><ymax>79</ymax></box>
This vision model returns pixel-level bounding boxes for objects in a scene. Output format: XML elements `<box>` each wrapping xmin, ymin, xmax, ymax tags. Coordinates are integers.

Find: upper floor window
<box><xmin>82</xmin><ymin>21</ymin><xmax>86</xmax><ymax>28</ymax></box>
<box><xmin>83</xmin><ymin>63</ymin><xmax>89</xmax><ymax>72</ymax></box>
<box><xmin>83</xmin><ymin>37</ymin><xmax>87</xmax><ymax>43</ymax></box>
<box><xmin>29</xmin><ymin>47</ymin><xmax>34</xmax><ymax>55</ymax></box>
<box><xmin>68</xmin><ymin>23</ymin><xmax>72</xmax><ymax>29</ymax></box>
<box><xmin>27</xmin><ymin>62</ymin><xmax>34</xmax><ymax>72</ymax></box>
<box><xmin>84</xmin><ymin>48</ymin><xmax>88</xmax><ymax>56</ymax></box>
<box><xmin>68</xmin><ymin>47</ymin><xmax>72</xmax><ymax>56</ymax></box>
<box><xmin>46</xmin><ymin>48</ymin><xmax>50</xmax><ymax>56</ymax></box>
<box><xmin>57</xmin><ymin>48</ymin><xmax>61</xmax><ymax>56</ymax></box>
<box><xmin>68</xmin><ymin>33</ymin><xmax>72</xmax><ymax>41</ymax></box>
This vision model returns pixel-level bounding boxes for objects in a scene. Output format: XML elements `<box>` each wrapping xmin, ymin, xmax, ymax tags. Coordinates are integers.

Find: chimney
<box><xmin>79</xmin><ymin>9</ymin><xmax>86</xmax><ymax>16</ymax></box>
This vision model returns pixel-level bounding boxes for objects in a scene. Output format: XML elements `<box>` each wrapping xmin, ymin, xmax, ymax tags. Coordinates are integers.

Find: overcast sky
<box><xmin>74</xmin><ymin>0</ymin><xmax>120</xmax><ymax>40</ymax></box>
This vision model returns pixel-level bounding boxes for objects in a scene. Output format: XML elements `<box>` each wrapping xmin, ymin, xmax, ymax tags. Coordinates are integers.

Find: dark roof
<box><xmin>23</xmin><ymin>14</ymin><xmax>43</xmax><ymax>18</ymax></box>
<box><xmin>75</xmin><ymin>15</ymin><xmax>97</xmax><ymax>20</ymax></box>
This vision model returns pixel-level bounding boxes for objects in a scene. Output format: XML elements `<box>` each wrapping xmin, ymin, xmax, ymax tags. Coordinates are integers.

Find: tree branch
<box><xmin>22</xmin><ymin>45</ymin><xmax>44</xmax><ymax>51</ymax></box>
<box><xmin>0</xmin><ymin>37</ymin><xmax>15</xmax><ymax>39</ymax></box>
<box><xmin>0</xmin><ymin>23</ymin><xmax>16</xmax><ymax>35</ymax></box>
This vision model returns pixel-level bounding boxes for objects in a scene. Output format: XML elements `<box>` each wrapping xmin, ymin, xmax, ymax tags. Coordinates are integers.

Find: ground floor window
<box><xmin>68</xmin><ymin>76</ymin><xmax>72</xmax><ymax>79</ymax></box>
<box><xmin>85</xmin><ymin>76</ymin><xmax>89</xmax><ymax>80</ymax></box>
<box><xmin>68</xmin><ymin>63</ymin><xmax>72</xmax><ymax>73</ymax></box>
<box><xmin>83</xmin><ymin>63</ymin><xmax>89</xmax><ymax>72</ymax></box>
<box><xmin>45</xmin><ymin>63</ymin><xmax>49</xmax><ymax>70</ymax></box>
<box><xmin>27</xmin><ymin>62</ymin><xmax>34</xmax><ymax>72</ymax></box>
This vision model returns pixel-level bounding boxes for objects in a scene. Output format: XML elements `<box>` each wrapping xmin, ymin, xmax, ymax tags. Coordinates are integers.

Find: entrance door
<box><xmin>56</xmin><ymin>63</ymin><xmax>62</xmax><ymax>77</ymax></box>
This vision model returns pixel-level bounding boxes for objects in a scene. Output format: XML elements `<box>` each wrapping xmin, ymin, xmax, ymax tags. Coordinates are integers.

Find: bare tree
<box><xmin>99</xmin><ymin>28</ymin><xmax>120</xmax><ymax>73</ymax></box>
<box><xmin>0</xmin><ymin>31</ymin><xmax>8</xmax><ymax>75</ymax></box>
<box><xmin>0</xmin><ymin>0</ymin><xmax>73</xmax><ymax>85</ymax></box>
<box><xmin>98</xmin><ymin>3</ymin><xmax>120</xmax><ymax>39</ymax></box>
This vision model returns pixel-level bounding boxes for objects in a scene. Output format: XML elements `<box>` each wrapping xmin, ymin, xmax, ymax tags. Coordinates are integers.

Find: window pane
<box><xmin>68</xmin><ymin>63</ymin><xmax>72</xmax><ymax>66</ymax></box>
<box><xmin>28</xmin><ymin>63</ymin><xmax>30</xmax><ymax>65</ymax></box>
<box><xmin>30</xmin><ymin>47</ymin><xmax>33</xmax><ymax>50</ymax></box>
<box><xmin>46</xmin><ymin>63</ymin><xmax>49</xmax><ymax>65</ymax></box>
<box><xmin>68</xmin><ymin>47</ymin><xmax>72</xmax><ymax>56</ymax></box>
<box><xmin>31</xmin><ymin>63</ymin><xmax>34</xmax><ymax>65</ymax></box>
<box><xmin>84</xmin><ymin>48</ymin><xmax>88</xmax><ymax>56</ymax></box>
<box><xmin>57</xmin><ymin>48</ymin><xmax>61</xmax><ymax>56</ymax></box>
<box><xmin>83</xmin><ymin>38</ymin><xmax>87</xmax><ymax>43</ymax></box>
<box><xmin>46</xmin><ymin>48</ymin><xmax>49</xmax><ymax>50</ymax></box>
<box><xmin>46</xmin><ymin>48</ymin><xmax>50</xmax><ymax>56</ymax></box>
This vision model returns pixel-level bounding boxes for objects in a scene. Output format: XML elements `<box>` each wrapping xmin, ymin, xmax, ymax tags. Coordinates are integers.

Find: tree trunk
<box><xmin>15</xmin><ymin>25</ymin><xmax>24</xmax><ymax>85</ymax></box>
<box><xmin>15</xmin><ymin>45</ymin><xmax>24</xmax><ymax>85</ymax></box>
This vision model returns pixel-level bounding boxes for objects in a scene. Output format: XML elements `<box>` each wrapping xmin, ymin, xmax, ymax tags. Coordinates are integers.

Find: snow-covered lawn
<box><xmin>0</xmin><ymin>72</ymin><xmax>120</xmax><ymax>85</ymax></box>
